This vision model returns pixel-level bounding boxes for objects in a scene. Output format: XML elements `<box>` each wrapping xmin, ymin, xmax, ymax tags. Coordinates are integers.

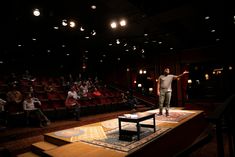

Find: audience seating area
<box><xmin>0</xmin><ymin>75</ymin><xmax>130</xmax><ymax>127</ymax></box>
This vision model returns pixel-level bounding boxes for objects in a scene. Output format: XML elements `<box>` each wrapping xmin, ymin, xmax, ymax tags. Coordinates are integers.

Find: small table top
<box><xmin>118</xmin><ymin>112</ymin><xmax>156</xmax><ymax>122</ymax></box>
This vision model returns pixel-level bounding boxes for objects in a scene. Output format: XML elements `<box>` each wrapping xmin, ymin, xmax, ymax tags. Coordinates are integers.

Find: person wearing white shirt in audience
<box><xmin>23</xmin><ymin>93</ymin><xmax>50</xmax><ymax>127</ymax></box>
<box><xmin>65</xmin><ymin>87</ymin><xmax>80</xmax><ymax>120</ymax></box>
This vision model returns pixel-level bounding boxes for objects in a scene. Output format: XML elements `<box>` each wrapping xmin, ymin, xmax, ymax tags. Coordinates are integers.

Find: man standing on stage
<box><xmin>157</xmin><ymin>67</ymin><xmax>189</xmax><ymax>116</ymax></box>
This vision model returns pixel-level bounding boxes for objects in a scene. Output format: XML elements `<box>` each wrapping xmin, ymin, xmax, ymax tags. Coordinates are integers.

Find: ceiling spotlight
<box><xmin>69</xmin><ymin>21</ymin><xmax>76</xmax><ymax>28</ymax></box>
<box><xmin>91</xmin><ymin>30</ymin><xmax>96</xmax><ymax>35</ymax></box>
<box><xmin>119</xmin><ymin>19</ymin><xmax>126</xmax><ymax>26</ymax></box>
<box><xmin>110</xmin><ymin>22</ymin><xmax>117</xmax><ymax>28</ymax></box>
<box><xmin>62</xmin><ymin>19</ymin><xmax>67</xmax><ymax>26</ymax></box>
<box><xmin>116</xmin><ymin>39</ymin><xmax>120</xmax><ymax>44</ymax></box>
<box><xmin>80</xmin><ymin>27</ymin><xmax>85</xmax><ymax>31</ymax></box>
<box><xmin>33</xmin><ymin>8</ymin><xmax>40</xmax><ymax>16</ymax></box>
<box><xmin>91</xmin><ymin>5</ymin><xmax>96</xmax><ymax>9</ymax></box>
<box><xmin>205</xmin><ymin>16</ymin><xmax>210</xmax><ymax>20</ymax></box>
<box><xmin>133</xmin><ymin>46</ymin><xmax>136</xmax><ymax>50</ymax></box>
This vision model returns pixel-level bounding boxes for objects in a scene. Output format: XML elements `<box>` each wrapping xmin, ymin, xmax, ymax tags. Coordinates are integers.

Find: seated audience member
<box><xmin>80</xmin><ymin>81</ymin><xmax>89</xmax><ymax>98</ymax></box>
<box><xmin>6</xmin><ymin>84</ymin><xmax>23</xmax><ymax>104</ymax></box>
<box><xmin>0</xmin><ymin>98</ymin><xmax>6</xmax><ymax>112</ymax></box>
<box><xmin>92</xmin><ymin>87</ymin><xmax>102</xmax><ymax>97</ymax></box>
<box><xmin>65</xmin><ymin>87</ymin><xmax>80</xmax><ymax>120</ymax></box>
<box><xmin>6</xmin><ymin>84</ymin><xmax>23</xmax><ymax>112</ymax></box>
<box><xmin>124</xmin><ymin>90</ymin><xmax>139</xmax><ymax>111</ymax></box>
<box><xmin>23</xmin><ymin>93</ymin><xmax>50</xmax><ymax>127</ymax></box>
<box><xmin>43</xmin><ymin>80</ymin><xmax>55</xmax><ymax>93</ymax></box>
<box><xmin>0</xmin><ymin>98</ymin><xmax>7</xmax><ymax>126</ymax></box>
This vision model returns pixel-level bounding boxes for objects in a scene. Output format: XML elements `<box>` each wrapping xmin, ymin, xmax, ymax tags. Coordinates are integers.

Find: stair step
<box><xmin>31</xmin><ymin>141</ymin><xmax>58</xmax><ymax>156</ymax></box>
<box><xmin>17</xmin><ymin>152</ymin><xmax>40</xmax><ymax>157</ymax></box>
<box><xmin>32</xmin><ymin>141</ymin><xmax>58</xmax><ymax>150</ymax></box>
<box><xmin>44</xmin><ymin>133</ymin><xmax>71</xmax><ymax>146</ymax></box>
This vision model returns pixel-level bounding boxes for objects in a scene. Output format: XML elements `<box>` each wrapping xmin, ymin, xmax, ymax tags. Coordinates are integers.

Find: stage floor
<box><xmin>43</xmin><ymin>107</ymin><xmax>207</xmax><ymax>157</ymax></box>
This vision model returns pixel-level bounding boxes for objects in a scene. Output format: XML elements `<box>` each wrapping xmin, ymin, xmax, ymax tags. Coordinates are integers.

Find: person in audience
<box><xmin>65</xmin><ymin>87</ymin><xmax>80</xmax><ymax>120</ymax></box>
<box><xmin>29</xmin><ymin>86</ymin><xmax>36</xmax><ymax>97</ymax></box>
<box><xmin>43</xmin><ymin>80</ymin><xmax>55</xmax><ymax>93</ymax></box>
<box><xmin>23</xmin><ymin>93</ymin><xmax>50</xmax><ymax>127</ymax></box>
<box><xmin>6</xmin><ymin>84</ymin><xmax>23</xmax><ymax>112</ymax></box>
<box><xmin>0</xmin><ymin>98</ymin><xmax>7</xmax><ymax>126</ymax></box>
<box><xmin>92</xmin><ymin>87</ymin><xmax>102</xmax><ymax>97</ymax></box>
<box><xmin>124</xmin><ymin>90</ymin><xmax>138</xmax><ymax>111</ymax></box>
<box><xmin>0</xmin><ymin>98</ymin><xmax>6</xmax><ymax>112</ymax></box>
<box><xmin>80</xmin><ymin>81</ymin><xmax>89</xmax><ymax>98</ymax></box>
<box><xmin>157</xmin><ymin>67</ymin><xmax>189</xmax><ymax>116</ymax></box>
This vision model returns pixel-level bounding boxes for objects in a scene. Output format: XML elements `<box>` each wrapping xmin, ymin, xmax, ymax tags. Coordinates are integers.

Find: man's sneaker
<box><xmin>166</xmin><ymin>111</ymin><xmax>169</xmax><ymax>117</ymax></box>
<box><xmin>157</xmin><ymin>109</ymin><xmax>163</xmax><ymax>116</ymax></box>
<box><xmin>157</xmin><ymin>112</ymin><xmax>163</xmax><ymax>116</ymax></box>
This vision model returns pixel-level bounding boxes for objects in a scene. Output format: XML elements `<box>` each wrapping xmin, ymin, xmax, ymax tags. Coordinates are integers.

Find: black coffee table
<box><xmin>118</xmin><ymin>112</ymin><xmax>156</xmax><ymax>141</ymax></box>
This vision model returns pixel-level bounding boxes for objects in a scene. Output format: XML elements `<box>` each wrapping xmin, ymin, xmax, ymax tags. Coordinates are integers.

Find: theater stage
<box><xmin>34</xmin><ymin>108</ymin><xmax>208</xmax><ymax>157</ymax></box>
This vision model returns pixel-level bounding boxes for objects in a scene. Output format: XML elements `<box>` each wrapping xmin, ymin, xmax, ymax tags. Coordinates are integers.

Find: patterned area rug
<box><xmin>53</xmin><ymin>126</ymin><xmax>107</xmax><ymax>142</ymax></box>
<box><xmin>52</xmin><ymin>109</ymin><xmax>193</xmax><ymax>152</ymax></box>
<box><xmin>82</xmin><ymin>126</ymin><xmax>171</xmax><ymax>152</ymax></box>
<box><xmin>101</xmin><ymin>110</ymin><xmax>194</xmax><ymax>130</ymax></box>
<box><xmin>147</xmin><ymin>109</ymin><xmax>195</xmax><ymax>123</ymax></box>
<box><xmin>101</xmin><ymin>119</ymin><xmax>130</xmax><ymax>129</ymax></box>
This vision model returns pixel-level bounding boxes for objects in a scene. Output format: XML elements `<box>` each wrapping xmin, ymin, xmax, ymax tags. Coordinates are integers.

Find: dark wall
<box><xmin>103</xmin><ymin>43</ymin><xmax>235</xmax><ymax>105</ymax></box>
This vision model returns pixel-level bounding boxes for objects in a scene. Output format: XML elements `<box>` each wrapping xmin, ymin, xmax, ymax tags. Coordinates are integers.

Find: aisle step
<box><xmin>17</xmin><ymin>151</ymin><xmax>40</xmax><ymax>157</ymax></box>
<box><xmin>31</xmin><ymin>141</ymin><xmax>58</xmax><ymax>156</ymax></box>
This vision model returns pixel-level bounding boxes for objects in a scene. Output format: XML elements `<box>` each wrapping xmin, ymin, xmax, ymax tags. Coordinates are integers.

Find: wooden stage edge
<box><xmin>42</xmin><ymin>108</ymin><xmax>208</xmax><ymax>157</ymax></box>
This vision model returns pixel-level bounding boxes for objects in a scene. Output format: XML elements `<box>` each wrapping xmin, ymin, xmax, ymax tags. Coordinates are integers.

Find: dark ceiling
<box><xmin>1</xmin><ymin>0</ymin><xmax>235</xmax><ymax>72</ymax></box>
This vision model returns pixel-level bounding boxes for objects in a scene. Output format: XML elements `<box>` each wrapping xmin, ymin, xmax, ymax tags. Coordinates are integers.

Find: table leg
<box><xmin>153</xmin><ymin>115</ymin><xmax>156</xmax><ymax>132</ymax></box>
<box><xmin>137</xmin><ymin>122</ymin><xmax>140</xmax><ymax>140</ymax></box>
